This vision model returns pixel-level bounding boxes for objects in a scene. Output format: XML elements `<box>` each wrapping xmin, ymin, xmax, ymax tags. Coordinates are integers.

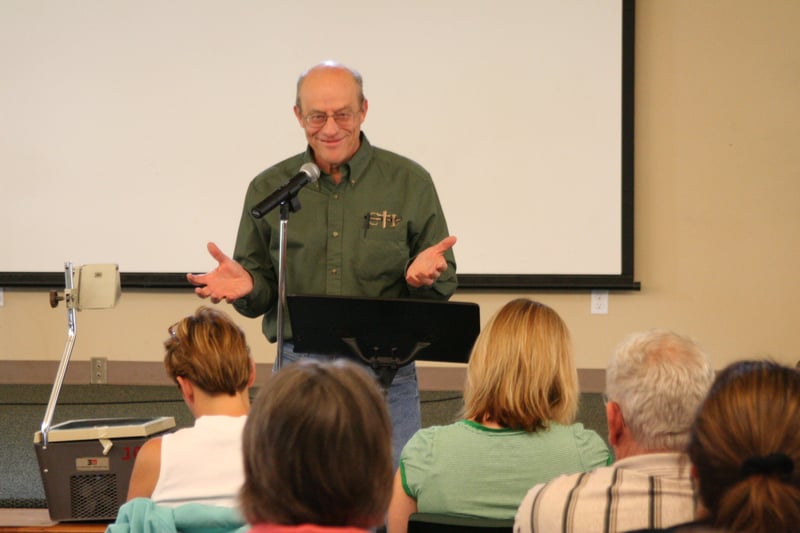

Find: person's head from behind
<box><xmin>463</xmin><ymin>298</ymin><xmax>578</xmax><ymax>432</ymax></box>
<box><xmin>293</xmin><ymin>60</ymin><xmax>368</xmax><ymax>174</ymax></box>
<box><xmin>164</xmin><ymin>306</ymin><xmax>253</xmax><ymax>396</ymax></box>
<box><xmin>687</xmin><ymin>360</ymin><xmax>800</xmax><ymax>532</ymax></box>
<box><xmin>604</xmin><ymin>329</ymin><xmax>713</xmax><ymax>457</ymax></box>
<box><xmin>240</xmin><ymin>359</ymin><xmax>393</xmax><ymax>528</ymax></box>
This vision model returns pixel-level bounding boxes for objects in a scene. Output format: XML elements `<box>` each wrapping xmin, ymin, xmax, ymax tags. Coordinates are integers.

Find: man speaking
<box><xmin>188</xmin><ymin>61</ymin><xmax>457</xmax><ymax>465</ymax></box>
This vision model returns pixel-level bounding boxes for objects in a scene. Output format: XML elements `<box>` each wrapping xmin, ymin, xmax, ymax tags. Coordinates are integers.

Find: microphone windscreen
<box><xmin>300</xmin><ymin>162</ymin><xmax>321</xmax><ymax>183</ymax></box>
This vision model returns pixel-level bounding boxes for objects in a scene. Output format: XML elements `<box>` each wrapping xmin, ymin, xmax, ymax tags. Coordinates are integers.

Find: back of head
<box><xmin>240</xmin><ymin>359</ymin><xmax>393</xmax><ymax>528</ymax></box>
<box><xmin>463</xmin><ymin>298</ymin><xmax>578</xmax><ymax>431</ymax></box>
<box><xmin>164</xmin><ymin>306</ymin><xmax>252</xmax><ymax>395</ymax></box>
<box><xmin>605</xmin><ymin>329</ymin><xmax>713</xmax><ymax>451</ymax></box>
<box><xmin>688</xmin><ymin>360</ymin><xmax>800</xmax><ymax>533</ymax></box>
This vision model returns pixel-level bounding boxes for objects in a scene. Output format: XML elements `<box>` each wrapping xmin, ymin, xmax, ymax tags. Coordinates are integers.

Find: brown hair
<box><xmin>688</xmin><ymin>360</ymin><xmax>800</xmax><ymax>532</ymax></box>
<box><xmin>164</xmin><ymin>306</ymin><xmax>252</xmax><ymax>395</ymax></box>
<box><xmin>463</xmin><ymin>298</ymin><xmax>578</xmax><ymax>431</ymax></box>
<box><xmin>240</xmin><ymin>359</ymin><xmax>393</xmax><ymax>528</ymax></box>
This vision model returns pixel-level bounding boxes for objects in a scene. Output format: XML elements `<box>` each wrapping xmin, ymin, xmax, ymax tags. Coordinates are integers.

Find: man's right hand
<box><xmin>186</xmin><ymin>242</ymin><xmax>254</xmax><ymax>304</ymax></box>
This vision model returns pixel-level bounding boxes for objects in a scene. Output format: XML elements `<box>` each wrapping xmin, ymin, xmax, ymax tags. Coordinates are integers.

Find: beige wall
<box><xmin>1</xmin><ymin>0</ymin><xmax>798</xmax><ymax>381</ymax></box>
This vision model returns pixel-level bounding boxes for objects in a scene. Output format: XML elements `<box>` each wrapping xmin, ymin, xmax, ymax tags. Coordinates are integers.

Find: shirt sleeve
<box><xmin>232</xmin><ymin>180</ymin><xmax>278</xmax><ymax>319</ymax></box>
<box><xmin>572</xmin><ymin>423</ymin><xmax>612</xmax><ymax>470</ymax></box>
<box><xmin>404</xmin><ymin>172</ymin><xmax>458</xmax><ymax>300</ymax></box>
<box><xmin>398</xmin><ymin>426</ymin><xmax>438</xmax><ymax>499</ymax></box>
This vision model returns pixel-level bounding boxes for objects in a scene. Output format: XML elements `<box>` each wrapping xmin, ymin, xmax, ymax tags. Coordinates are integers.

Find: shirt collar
<box><xmin>614</xmin><ymin>451</ymin><xmax>692</xmax><ymax>477</ymax></box>
<box><xmin>461</xmin><ymin>419</ymin><xmax>520</xmax><ymax>433</ymax></box>
<box><xmin>303</xmin><ymin>132</ymin><xmax>373</xmax><ymax>187</ymax></box>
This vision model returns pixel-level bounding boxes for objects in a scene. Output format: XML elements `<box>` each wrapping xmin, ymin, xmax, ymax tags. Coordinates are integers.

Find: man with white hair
<box><xmin>514</xmin><ymin>329</ymin><xmax>714</xmax><ymax>533</ymax></box>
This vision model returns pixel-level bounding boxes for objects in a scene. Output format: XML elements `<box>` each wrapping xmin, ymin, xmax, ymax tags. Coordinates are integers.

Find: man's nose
<box><xmin>320</xmin><ymin>115</ymin><xmax>340</xmax><ymax>133</ymax></box>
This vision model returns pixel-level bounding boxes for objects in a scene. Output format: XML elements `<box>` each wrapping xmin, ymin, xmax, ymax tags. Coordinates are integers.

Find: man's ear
<box><xmin>606</xmin><ymin>401</ymin><xmax>625</xmax><ymax>447</ymax></box>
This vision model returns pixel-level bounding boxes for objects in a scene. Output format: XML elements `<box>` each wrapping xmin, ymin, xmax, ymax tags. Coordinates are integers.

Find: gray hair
<box><xmin>606</xmin><ymin>329</ymin><xmax>714</xmax><ymax>451</ymax></box>
<box><xmin>295</xmin><ymin>60</ymin><xmax>365</xmax><ymax>111</ymax></box>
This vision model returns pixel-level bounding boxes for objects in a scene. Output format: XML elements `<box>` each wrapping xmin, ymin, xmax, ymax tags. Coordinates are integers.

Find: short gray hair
<box><xmin>606</xmin><ymin>329</ymin><xmax>714</xmax><ymax>451</ymax></box>
<box><xmin>295</xmin><ymin>60</ymin><xmax>365</xmax><ymax>111</ymax></box>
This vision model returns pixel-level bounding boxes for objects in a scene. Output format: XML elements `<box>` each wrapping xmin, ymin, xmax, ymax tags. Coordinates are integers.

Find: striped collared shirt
<box><xmin>514</xmin><ymin>452</ymin><xmax>697</xmax><ymax>533</ymax></box>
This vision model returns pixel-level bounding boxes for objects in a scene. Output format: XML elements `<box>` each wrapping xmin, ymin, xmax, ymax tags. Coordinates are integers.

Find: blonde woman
<box><xmin>388</xmin><ymin>298</ymin><xmax>610</xmax><ymax>531</ymax></box>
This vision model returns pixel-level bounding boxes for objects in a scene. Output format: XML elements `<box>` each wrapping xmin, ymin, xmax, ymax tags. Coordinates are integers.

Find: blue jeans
<box><xmin>279</xmin><ymin>342</ymin><xmax>421</xmax><ymax>469</ymax></box>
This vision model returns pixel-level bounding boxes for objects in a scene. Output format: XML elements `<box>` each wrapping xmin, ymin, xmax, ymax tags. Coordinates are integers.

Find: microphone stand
<box><xmin>251</xmin><ymin>163</ymin><xmax>318</xmax><ymax>372</ymax></box>
<box><xmin>274</xmin><ymin>195</ymin><xmax>302</xmax><ymax>372</ymax></box>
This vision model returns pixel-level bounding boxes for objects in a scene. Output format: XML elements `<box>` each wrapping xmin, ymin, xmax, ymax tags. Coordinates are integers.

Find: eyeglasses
<box><xmin>302</xmin><ymin>110</ymin><xmax>359</xmax><ymax>129</ymax></box>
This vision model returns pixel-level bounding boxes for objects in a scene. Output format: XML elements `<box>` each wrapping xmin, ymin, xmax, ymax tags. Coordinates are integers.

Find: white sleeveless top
<box><xmin>150</xmin><ymin>415</ymin><xmax>247</xmax><ymax>508</ymax></box>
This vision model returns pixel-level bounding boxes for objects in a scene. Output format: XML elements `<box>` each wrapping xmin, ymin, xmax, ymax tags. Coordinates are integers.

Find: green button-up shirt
<box><xmin>233</xmin><ymin>134</ymin><xmax>457</xmax><ymax>342</ymax></box>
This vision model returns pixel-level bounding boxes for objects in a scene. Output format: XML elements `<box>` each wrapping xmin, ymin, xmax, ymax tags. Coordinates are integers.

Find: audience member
<box><xmin>387</xmin><ymin>298</ymin><xmax>610</xmax><ymax>532</ymax></box>
<box><xmin>645</xmin><ymin>360</ymin><xmax>800</xmax><ymax>533</ymax></box>
<box><xmin>514</xmin><ymin>329</ymin><xmax>714</xmax><ymax>532</ymax></box>
<box><xmin>240</xmin><ymin>358</ymin><xmax>393</xmax><ymax>533</ymax></box>
<box><xmin>126</xmin><ymin>306</ymin><xmax>255</xmax><ymax>507</ymax></box>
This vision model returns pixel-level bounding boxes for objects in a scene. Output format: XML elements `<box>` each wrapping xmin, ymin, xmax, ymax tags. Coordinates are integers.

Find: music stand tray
<box><xmin>286</xmin><ymin>294</ymin><xmax>480</xmax><ymax>390</ymax></box>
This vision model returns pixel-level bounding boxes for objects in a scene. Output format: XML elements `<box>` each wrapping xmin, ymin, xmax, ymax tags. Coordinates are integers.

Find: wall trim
<box><xmin>0</xmin><ymin>361</ymin><xmax>606</xmax><ymax>392</ymax></box>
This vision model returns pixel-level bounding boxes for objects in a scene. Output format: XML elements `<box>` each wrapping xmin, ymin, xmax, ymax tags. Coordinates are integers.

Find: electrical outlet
<box><xmin>591</xmin><ymin>290</ymin><xmax>609</xmax><ymax>314</ymax></box>
<box><xmin>90</xmin><ymin>357</ymin><xmax>108</xmax><ymax>384</ymax></box>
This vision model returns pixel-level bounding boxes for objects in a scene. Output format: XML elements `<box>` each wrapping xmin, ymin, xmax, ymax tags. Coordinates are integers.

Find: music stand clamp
<box><xmin>286</xmin><ymin>294</ymin><xmax>480</xmax><ymax>392</ymax></box>
<box><xmin>340</xmin><ymin>337</ymin><xmax>432</xmax><ymax>392</ymax></box>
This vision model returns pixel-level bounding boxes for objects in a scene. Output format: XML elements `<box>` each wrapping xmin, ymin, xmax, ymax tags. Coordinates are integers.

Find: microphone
<box><xmin>250</xmin><ymin>162</ymin><xmax>321</xmax><ymax>218</ymax></box>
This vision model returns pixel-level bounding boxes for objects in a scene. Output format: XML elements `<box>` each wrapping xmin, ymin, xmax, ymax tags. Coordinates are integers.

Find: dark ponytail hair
<box><xmin>687</xmin><ymin>360</ymin><xmax>800</xmax><ymax>533</ymax></box>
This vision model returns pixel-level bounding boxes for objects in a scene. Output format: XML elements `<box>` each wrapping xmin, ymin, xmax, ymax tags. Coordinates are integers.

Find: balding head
<box><xmin>295</xmin><ymin>61</ymin><xmax>365</xmax><ymax>112</ymax></box>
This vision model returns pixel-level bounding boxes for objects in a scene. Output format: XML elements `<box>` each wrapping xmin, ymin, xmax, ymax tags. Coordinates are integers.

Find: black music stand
<box><xmin>286</xmin><ymin>294</ymin><xmax>480</xmax><ymax>391</ymax></box>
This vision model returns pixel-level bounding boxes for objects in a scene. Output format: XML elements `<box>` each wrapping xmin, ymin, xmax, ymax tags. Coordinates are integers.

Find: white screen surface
<box><xmin>0</xmin><ymin>1</ymin><xmax>629</xmax><ymax>285</ymax></box>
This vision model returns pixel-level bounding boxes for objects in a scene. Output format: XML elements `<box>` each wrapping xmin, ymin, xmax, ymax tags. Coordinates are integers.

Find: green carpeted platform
<box><xmin>0</xmin><ymin>385</ymin><xmax>605</xmax><ymax>508</ymax></box>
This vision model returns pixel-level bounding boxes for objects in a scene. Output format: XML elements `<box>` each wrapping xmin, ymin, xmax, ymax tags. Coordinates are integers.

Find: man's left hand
<box><xmin>406</xmin><ymin>235</ymin><xmax>457</xmax><ymax>288</ymax></box>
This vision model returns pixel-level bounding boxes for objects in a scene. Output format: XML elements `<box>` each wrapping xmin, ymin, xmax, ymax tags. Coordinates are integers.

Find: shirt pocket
<box><xmin>356</xmin><ymin>226</ymin><xmax>409</xmax><ymax>282</ymax></box>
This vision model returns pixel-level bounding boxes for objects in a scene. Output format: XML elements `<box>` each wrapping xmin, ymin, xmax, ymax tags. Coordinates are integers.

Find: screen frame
<box><xmin>0</xmin><ymin>0</ymin><xmax>638</xmax><ymax>291</ymax></box>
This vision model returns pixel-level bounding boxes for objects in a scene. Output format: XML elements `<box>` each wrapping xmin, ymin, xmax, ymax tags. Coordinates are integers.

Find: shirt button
<box><xmin>333</xmin><ymin>193</ymin><xmax>339</xmax><ymax>199</ymax></box>
<box><xmin>331</xmin><ymin>268</ymin><xmax>338</xmax><ymax>274</ymax></box>
<box><xmin>332</xmin><ymin>231</ymin><xmax>339</xmax><ymax>238</ymax></box>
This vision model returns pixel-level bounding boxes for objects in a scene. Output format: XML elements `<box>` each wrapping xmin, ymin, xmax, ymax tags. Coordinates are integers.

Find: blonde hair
<box><xmin>240</xmin><ymin>359</ymin><xmax>392</xmax><ymax>528</ymax></box>
<box><xmin>163</xmin><ymin>306</ymin><xmax>252</xmax><ymax>395</ymax></box>
<box><xmin>463</xmin><ymin>298</ymin><xmax>578</xmax><ymax>431</ymax></box>
<box><xmin>688</xmin><ymin>360</ymin><xmax>800</xmax><ymax>532</ymax></box>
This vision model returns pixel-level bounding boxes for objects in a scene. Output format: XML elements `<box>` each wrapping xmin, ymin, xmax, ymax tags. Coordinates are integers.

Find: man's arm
<box><xmin>403</xmin><ymin>172</ymin><xmax>458</xmax><ymax>299</ymax></box>
<box><xmin>230</xmin><ymin>178</ymin><xmax>281</xmax><ymax>318</ymax></box>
